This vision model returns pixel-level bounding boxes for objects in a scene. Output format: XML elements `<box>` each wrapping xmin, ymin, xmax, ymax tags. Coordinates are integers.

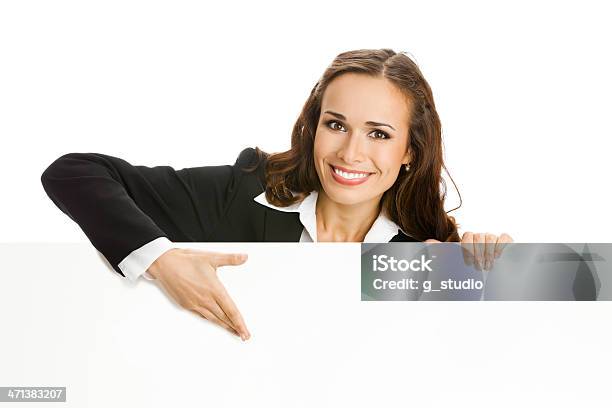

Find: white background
<box><xmin>1</xmin><ymin>0</ymin><xmax>611</xmax><ymax>242</ymax></box>
<box><xmin>1</xmin><ymin>1</ymin><xmax>611</xmax><ymax>407</ymax></box>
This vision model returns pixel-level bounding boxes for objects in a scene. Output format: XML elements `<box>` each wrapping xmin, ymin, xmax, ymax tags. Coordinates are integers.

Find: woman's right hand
<box><xmin>147</xmin><ymin>248</ymin><xmax>251</xmax><ymax>341</ymax></box>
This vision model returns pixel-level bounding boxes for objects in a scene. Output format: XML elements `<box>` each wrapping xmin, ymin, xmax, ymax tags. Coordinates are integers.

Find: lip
<box><xmin>331</xmin><ymin>164</ymin><xmax>373</xmax><ymax>175</ymax></box>
<box><xmin>328</xmin><ymin>164</ymin><xmax>373</xmax><ymax>186</ymax></box>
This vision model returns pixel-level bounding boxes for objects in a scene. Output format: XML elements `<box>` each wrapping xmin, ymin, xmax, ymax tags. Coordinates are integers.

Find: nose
<box><xmin>337</xmin><ymin>133</ymin><xmax>365</xmax><ymax>164</ymax></box>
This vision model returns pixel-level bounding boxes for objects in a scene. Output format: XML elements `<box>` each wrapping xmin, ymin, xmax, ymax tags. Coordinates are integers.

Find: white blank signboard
<box><xmin>1</xmin><ymin>243</ymin><xmax>610</xmax><ymax>407</ymax></box>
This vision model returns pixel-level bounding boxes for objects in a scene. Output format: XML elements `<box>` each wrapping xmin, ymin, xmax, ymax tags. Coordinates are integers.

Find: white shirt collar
<box><xmin>253</xmin><ymin>190</ymin><xmax>403</xmax><ymax>242</ymax></box>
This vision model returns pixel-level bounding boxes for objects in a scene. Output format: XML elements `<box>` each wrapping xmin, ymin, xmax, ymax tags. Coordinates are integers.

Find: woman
<box><xmin>41</xmin><ymin>48</ymin><xmax>513</xmax><ymax>341</ymax></box>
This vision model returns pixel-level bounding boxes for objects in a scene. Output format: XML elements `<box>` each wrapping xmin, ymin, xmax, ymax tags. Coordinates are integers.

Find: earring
<box><xmin>404</xmin><ymin>163</ymin><xmax>410</xmax><ymax>171</ymax></box>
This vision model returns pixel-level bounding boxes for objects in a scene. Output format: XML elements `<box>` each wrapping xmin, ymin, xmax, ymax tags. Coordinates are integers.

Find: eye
<box><xmin>369</xmin><ymin>129</ymin><xmax>390</xmax><ymax>140</ymax></box>
<box><xmin>326</xmin><ymin>120</ymin><xmax>346</xmax><ymax>132</ymax></box>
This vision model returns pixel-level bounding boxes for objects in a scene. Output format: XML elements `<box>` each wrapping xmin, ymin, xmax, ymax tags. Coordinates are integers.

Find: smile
<box><xmin>329</xmin><ymin>164</ymin><xmax>374</xmax><ymax>186</ymax></box>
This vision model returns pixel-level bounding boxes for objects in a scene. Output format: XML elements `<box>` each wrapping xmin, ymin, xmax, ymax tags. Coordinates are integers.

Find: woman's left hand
<box><xmin>425</xmin><ymin>232</ymin><xmax>514</xmax><ymax>271</ymax></box>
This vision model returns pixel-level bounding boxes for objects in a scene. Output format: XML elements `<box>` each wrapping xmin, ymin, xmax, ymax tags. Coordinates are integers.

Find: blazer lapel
<box><xmin>263</xmin><ymin>208</ymin><xmax>303</xmax><ymax>242</ymax></box>
<box><xmin>249</xmin><ymin>164</ymin><xmax>303</xmax><ymax>242</ymax></box>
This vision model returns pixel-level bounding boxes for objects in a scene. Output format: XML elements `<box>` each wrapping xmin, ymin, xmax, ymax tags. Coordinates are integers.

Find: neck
<box><xmin>315</xmin><ymin>189</ymin><xmax>382</xmax><ymax>242</ymax></box>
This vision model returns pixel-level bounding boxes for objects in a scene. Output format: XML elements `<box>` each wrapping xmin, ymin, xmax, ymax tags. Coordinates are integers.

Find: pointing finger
<box><xmin>192</xmin><ymin>306</ymin><xmax>240</xmax><ymax>337</ymax></box>
<box><xmin>206</xmin><ymin>300</ymin><xmax>245</xmax><ymax>340</ymax></box>
<box><xmin>214</xmin><ymin>285</ymin><xmax>250</xmax><ymax>341</ymax></box>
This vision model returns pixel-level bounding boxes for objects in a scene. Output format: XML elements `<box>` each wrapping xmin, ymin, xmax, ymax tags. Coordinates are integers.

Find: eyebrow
<box><xmin>323</xmin><ymin>110</ymin><xmax>397</xmax><ymax>131</ymax></box>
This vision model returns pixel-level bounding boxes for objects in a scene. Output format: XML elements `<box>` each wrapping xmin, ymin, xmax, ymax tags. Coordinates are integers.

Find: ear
<box><xmin>401</xmin><ymin>149</ymin><xmax>411</xmax><ymax>165</ymax></box>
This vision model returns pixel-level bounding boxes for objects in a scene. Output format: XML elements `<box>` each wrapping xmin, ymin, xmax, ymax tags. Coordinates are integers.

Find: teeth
<box><xmin>333</xmin><ymin>167</ymin><xmax>369</xmax><ymax>180</ymax></box>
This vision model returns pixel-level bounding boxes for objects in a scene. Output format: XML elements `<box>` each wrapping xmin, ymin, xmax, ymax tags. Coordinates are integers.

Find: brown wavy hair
<box><xmin>244</xmin><ymin>48</ymin><xmax>462</xmax><ymax>242</ymax></box>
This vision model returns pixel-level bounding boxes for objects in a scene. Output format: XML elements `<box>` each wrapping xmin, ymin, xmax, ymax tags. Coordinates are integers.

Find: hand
<box><xmin>425</xmin><ymin>232</ymin><xmax>514</xmax><ymax>271</ymax></box>
<box><xmin>147</xmin><ymin>248</ymin><xmax>251</xmax><ymax>341</ymax></box>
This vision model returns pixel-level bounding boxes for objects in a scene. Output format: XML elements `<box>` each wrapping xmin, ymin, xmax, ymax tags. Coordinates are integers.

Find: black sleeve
<box><xmin>41</xmin><ymin>148</ymin><xmax>258</xmax><ymax>277</ymax></box>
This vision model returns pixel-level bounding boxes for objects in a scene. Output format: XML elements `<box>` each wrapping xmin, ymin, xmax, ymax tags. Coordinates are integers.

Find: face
<box><xmin>313</xmin><ymin>73</ymin><xmax>412</xmax><ymax>206</ymax></box>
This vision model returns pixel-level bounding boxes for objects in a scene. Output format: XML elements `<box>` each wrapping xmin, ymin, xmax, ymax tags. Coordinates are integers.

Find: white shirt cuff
<box><xmin>118</xmin><ymin>237</ymin><xmax>176</xmax><ymax>282</ymax></box>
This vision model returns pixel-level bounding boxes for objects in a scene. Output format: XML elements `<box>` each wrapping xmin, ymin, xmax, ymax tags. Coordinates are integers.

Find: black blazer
<box><xmin>41</xmin><ymin>147</ymin><xmax>417</xmax><ymax>277</ymax></box>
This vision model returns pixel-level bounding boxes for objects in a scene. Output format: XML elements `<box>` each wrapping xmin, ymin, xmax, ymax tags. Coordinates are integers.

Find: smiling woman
<box><xmin>41</xmin><ymin>48</ymin><xmax>512</xmax><ymax>341</ymax></box>
<box><xmin>247</xmin><ymin>49</ymin><xmax>462</xmax><ymax>243</ymax></box>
